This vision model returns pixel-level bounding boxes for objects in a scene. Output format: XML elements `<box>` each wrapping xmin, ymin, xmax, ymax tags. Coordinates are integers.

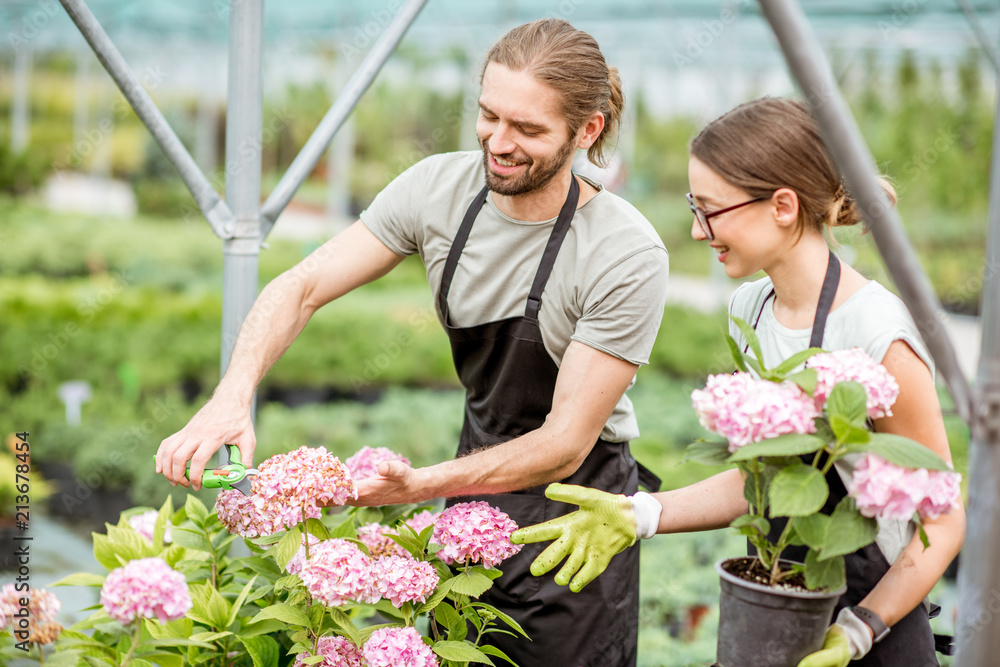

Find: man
<box><xmin>156</xmin><ymin>19</ymin><xmax>668</xmax><ymax>667</ymax></box>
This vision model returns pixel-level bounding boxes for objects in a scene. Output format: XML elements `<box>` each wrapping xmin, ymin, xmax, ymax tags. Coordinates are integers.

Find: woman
<box><xmin>512</xmin><ymin>97</ymin><xmax>966</xmax><ymax>666</ymax></box>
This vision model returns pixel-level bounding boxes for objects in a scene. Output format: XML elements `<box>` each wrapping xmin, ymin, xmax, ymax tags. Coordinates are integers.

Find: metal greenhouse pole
<box><xmin>57</xmin><ymin>0</ymin><xmax>428</xmax><ymax>399</ymax></box>
<box><xmin>758</xmin><ymin>0</ymin><xmax>998</xmax><ymax>662</ymax></box>
<box><xmin>954</xmin><ymin>40</ymin><xmax>1000</xmax><ymax>666</ymax></box>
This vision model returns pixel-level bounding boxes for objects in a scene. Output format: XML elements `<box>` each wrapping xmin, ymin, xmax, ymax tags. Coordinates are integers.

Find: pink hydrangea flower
<box><xmin>297</xmin><ymin>539</ymin><xmax>379</xmax><ymax>607</ymax></box>
<box><xmin>358</xmin><ymin>522</ymin><xmax>407</xmax><ymax>558</ymax></box>
<box><xmin>127</xmin><ymin>510</ymin><xmax>172</xmax><ymax>544</ymax></box>
<box><xmin>849</xmin><ymin>454</ymin><xmax>962</xmax><ymax>521</ymax></box>
<box><xmin>216</xmin><ymin>446</ymin><xmax>357</xmax><ymax>538</ymax></box>
<box><xmin>0</xmin><ymin>583</ymin><xmax>61</xmax><ymax>630</ymax></box>
<box><xmin>346</xmin><ymin>446</ymin><xmax>411</xmax><ymax>481</ymax></box>
<box><xmin>373</xmin><ymin>555</ymin><xmax>439</xmax><ymax>607</ymax></box>
<box><xmin>363</xmin><ymin>626</ymin><xmax>438</xmax><ymax>667</ymax></box>
<box><xmin>294</xmin><ymin>635</ymin><xmax>365</xmax><ymax>667</ymax></box>
<box><xmin>806</xmin><ymin>348</ymin><xmax>900</xmax><ymax>419</ymax></box>
<box><xmin>691</xmin><ymin>373</ymin><xmax>819</xmax><ymax>452</ymax></box>
<box><xmin>432</xmin><ymin>501</ymin><xmax>522</xmax><ymax>569</ymax></box>
<box><xmin>400</xmin><ymin>510</ymin><xmax>440</xmax><ymax>536</ymax></box>
<box><xmin>286</xmin><ymin>533</ymin><xmax>324</xmax><ymax>575</ymax></box>
<box><xmin>100</xmin><ymin>557</ymin><xmax>192</xmax><ymax>625</ymax></box>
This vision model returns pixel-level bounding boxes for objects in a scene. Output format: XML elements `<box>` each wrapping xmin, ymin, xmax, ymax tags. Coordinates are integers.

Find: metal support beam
<box><xmin>221</xmin><ymin>0</ymin><xmax>264</xmax><ymax>387</ymax></box>
<box><xmin>758</xmin><ymin>0</ymin><xmax>974</xmax><ymax>424</ymax></box>
<box><xmin>954</xmin><ymin>36</ymin><xmax>1000</xmax><ymax>663</ymax></box>
<box><xmin>259</xmin><ymin>0</ymin><xmax>429</xmax><ymax>235</ymax></box>
<box><xmin>58</xmin><ymin>0</ymin><xmax>235</xmax><ymax>238</ymax></box>
<box><xmin>955</xmin><ymin>0</ymin><xmax>1000</xmax><ymax>76</ymax></box>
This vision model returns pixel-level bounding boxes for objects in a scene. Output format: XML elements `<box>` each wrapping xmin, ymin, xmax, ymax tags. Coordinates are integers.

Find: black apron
<box><xmin>440</xmin><ymin>177</ymin><xmax>658</xmax><ymax>667</ymax></box>
<box><xmin>748</xmin><ymin>251</ymin><xmax>941</xmax><ymax>666</ymax></box>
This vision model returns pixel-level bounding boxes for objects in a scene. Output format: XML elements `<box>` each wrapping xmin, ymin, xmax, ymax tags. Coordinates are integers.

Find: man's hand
<box><xmin>155</xmin><ymin>394</ymin><xmax>255</xmax><ymax>490</ymax></box>
<box><xmin>510</xmin><ymin>483</ymin><xmax>638</xmax><ymax>592</ymax></box>
<box><xmin>349</xmin><ymin>460</ymin><xmax>423</xmax><ymax>507</ymax></box>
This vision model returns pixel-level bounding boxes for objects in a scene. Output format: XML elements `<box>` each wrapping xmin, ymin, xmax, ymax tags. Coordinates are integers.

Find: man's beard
<box><xmin>481</xmin><ymin>137</ymin><xmax>576</xmax><ymax>197</ymax></box>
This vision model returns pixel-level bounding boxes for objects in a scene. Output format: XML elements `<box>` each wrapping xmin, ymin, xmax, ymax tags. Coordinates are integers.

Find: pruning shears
<box><xmin>193</xmin><ymin>444</ymin><xmax>258</xmax><ymax>496</ymax></box>
<box><xmin>155</xmin><ymin>444</ymin><xmax>258</xmax><ymax>496</ymax></box>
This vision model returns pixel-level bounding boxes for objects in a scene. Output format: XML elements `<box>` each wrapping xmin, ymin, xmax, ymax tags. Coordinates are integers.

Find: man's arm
<box><xmin>351</xmin><ymin>340</ymin><xmax>639</xmax><ymax>505</ymax></box>
<box><xmin>156</xmin><ymin>221</ymin><xmax>405</xmax><ymax>488</ymax></box>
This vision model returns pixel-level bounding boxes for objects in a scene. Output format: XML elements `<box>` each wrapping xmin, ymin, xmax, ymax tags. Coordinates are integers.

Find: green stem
<box><xmin>768</xmin><ymin>518</ymin><xmax>796</xmax><ymax>586</ymax></box>
<box><xmin>119</xmin><ymin>622</ymin><xmax>144</xmax><ymax>667</ymax></box>
<box><xmin>34</xmin><ymin>642</ymin><xmax>45</xmax><ymax>666</ymax></box>
<box><xmin>302</xmin><ymin>507</ymin><xmax>311</xmax><ymax>560</ymax></box>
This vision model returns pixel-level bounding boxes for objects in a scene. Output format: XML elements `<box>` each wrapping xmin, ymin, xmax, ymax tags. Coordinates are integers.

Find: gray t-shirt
<box><xmin>729</xmin><ymin>275</ymin><xmax>935</xmax><ymax>565</ymax></box>
<box><xmin>361</xmin><ymin>151</ymin><xmax>670</xmax><ymax>442</ymax></box>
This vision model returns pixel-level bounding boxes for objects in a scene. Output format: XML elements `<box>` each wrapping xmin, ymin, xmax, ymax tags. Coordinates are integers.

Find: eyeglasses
<box><xmin>686</xmin><ymin>193</ymin><xmax>765</xmax><ymax>241</ymax></box>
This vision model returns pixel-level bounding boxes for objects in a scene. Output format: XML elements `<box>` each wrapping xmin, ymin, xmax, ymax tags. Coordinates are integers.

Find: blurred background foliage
<box><xmin>0</xmin><ymin>42</ymin><xmax>984</xmax><ymax>665</ymax></box>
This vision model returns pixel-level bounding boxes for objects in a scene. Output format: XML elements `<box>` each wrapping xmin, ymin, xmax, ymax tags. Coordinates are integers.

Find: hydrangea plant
<box><xmin>2</xmin><ymin>445</ymin><xmax>527</xmax><ymax>666</ymax></box>
<box><xmin>685</xmin><ymin>318</ymin><xmax>962</xmax><ymax>591</ymax></box>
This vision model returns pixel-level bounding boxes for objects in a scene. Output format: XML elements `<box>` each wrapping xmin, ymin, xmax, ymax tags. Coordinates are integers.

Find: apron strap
<box><xmin>810</xmin><ymin>250</ymin><xmax>841</xmax><ymax>348</ymax></box>
<box><xmin>525</xmin><ymin>176</ymin><xmax>579</xmax><ymax>320</ymax></box>
<box><xmin>438</xmin><ymin>186</ymin><xmax>489</xmax><ymax>322</ymax></box>
<box><xmin>745</xmin><ymin>250</ymin><xmax>840</xmax><ymax>355</ymax></box>
<box><xmin>438</xmin><ymin>175</ymin><xmax>581</xmax><ymax>323</ymax></box>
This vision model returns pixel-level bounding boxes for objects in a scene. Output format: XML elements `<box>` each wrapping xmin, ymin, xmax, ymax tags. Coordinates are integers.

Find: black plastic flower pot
<box><xmin>715</xmin><ymin>558</ymin><xmax>845</xmax><ymax>667</ymax></box>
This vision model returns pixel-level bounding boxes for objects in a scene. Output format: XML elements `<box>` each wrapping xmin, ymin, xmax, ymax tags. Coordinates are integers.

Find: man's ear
<box><xmin>576</xmin><ymin>111</ymin><xmax>605</xmax><ymax>150</ymax></box>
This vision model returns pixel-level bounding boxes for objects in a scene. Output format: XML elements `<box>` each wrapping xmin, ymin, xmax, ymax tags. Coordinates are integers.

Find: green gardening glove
<box><xmin>510</xmin><ymin>483</ymin><xmax>638</xmax><ymax>593</ymax></box>
<box><xmin>797</xmin><ymin>625</ymin><xmax>851</xmax><ymax>667</ymax></box>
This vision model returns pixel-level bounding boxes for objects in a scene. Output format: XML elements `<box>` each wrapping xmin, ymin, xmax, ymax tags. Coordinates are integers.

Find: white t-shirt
<box><xmin>361</xmin><ymin>151</ymin><xmax>670</xmax><ymax>442</ymax></box>
<box><xmin>729</xmin><ymin>275</ymin><xmax>935</xmax><ymax>566</ymax></box>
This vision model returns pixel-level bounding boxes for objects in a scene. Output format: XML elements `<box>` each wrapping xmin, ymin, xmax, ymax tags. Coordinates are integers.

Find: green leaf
<box><xmin>829</xmin><ymin>414</ymin><xmax>872</xmax><ymax>445</ymax></box>
<box><xmin>146</xmin><ymin>637</ymin><xmax>216</xmax><ymax>649</ymax></box>
<box><xmin>725</xmin><ymin>334</ymin><xmax>749</xmax><ymax>373</ymax></box>
<box><xmin>449</xmin><ymin>570</ymin><xmax>494</xmax><ymax>598</ymax></box>
<box><xmin>272</xmin><ymin>526</ymin><xmax>304</xmax><ymax>570</ymax></box>
<box><xmin>726</xmin><ymin>434</ymin><xmax>826</xmax><ymax>462</ymax></box>
<box><xmin>432</xmin><ymin>641</ymin><xmax>496</xmax><ymax>665</ymax></box>
<box><xmin>415</xmin><ymin>577</ymin><xmax>457</xmax><ymax>616</ymax></box>
<box><xmin>250</xmin><ymin>603</ymin><xmax>311</xmax><ymax>629</ymax></box>
<box><xmin>768</xmin><ymin>463</ymin><xmax>829</xmax><ymax>517</ymax></box>
<box><xmin>730</xmin><ymin>514</ymin><xmax>769</xmax><ymax>538</ymax></box>
<box><xmin>51</xmin><ymin>572</ymin><xmax>106</xmax><ymax>587</ymax></box>
<box><xmin>240</xmin><ymin>635</ymin><xmax>281</xmax><ymax>667</ymax></box>
<box><xmin>742</xmin><ymin>464</ymin><xmax>772</xmax><ymax>514</ymax></box>
<box><xmin>792</xmin><ymin>514</ymin><xmax>830</xmax><ymax>550</ymax></box>
<box><xmin>387</xmin><ymin>532</ymin><xmax>426</xmax><ymax>558</ymax></box>
<box><xmin>803</xmin><ymin>550</ymin><xmax>846</xmax><ymax>592</ymax></box>
<box><xmin>774</xmin><ymin>348</ymin><xmax>824</xmax><ymax>377</ymax></box>
<box><xmin>818</xmin><ymin>498</ymin><xmax>879</xmax><ymax>560</ymax></box>
<box><xmin>154</xmin><ymin>495</ymin><xmax>174</xmax><ymax>547</ymax></box>
<box><xmin>471</xmin><ymin>602</ymin><xmax>529</xmax><ymax>638</ymax></box>
<box><xmin>328</xmin><ymin>516</ymin><xmax>358</xmax><ymax>540</ymax></box>
<box><xmin>303</xmin><ymin>517</ymin><xmax>330</xmax><ymax>541</ymax></box>
<box><xmin>185</xmin><ymin>495</ymin><xmax>210</xmax><ymax>527</ymax></box>
<box><xmin>91</xmin><ymin>533</ymin><xmax>126</xmax><ymax>570</ymax></box>
<box><xmin>683</xmin><ymin>440</ymin><xmax>732</xmax><ymax>465</ymax></box>
<box><xmin>744</xmin><ymin>355</ymin><xmax>765</xmax><ymax>378</ymax></box>
<box><xmin>373</xmin><ymin>599</ymin><xmax>407</xmax><ymax>620</ymax></box>
<box><xmin>479</xmin><ymin>644</ymin><xmax>519</xmax><ymax>666</ymax></box>
<box><xmin>826</xmin><ymin>381</ymin><xmax>867</xmax><ymax>424</ymax></box>
<box><xmin>787</xmin><ymin>368</ymin><xmax>819</xmax><ymax>396</ymax></box>
<box><xmin>239</xmin><ymin>619</ymin><xmax>288</xmax><ymax>638</ymax></box>
<box><xmin>433</xmin><ymin>601</ymin><xmax>467</xmax><ymax>641</ymax></box>
<box><xmin>225</xmin><ymin>575</ymin><xmax>258</xmax><ymax>628</ymax></box>
<box><xmin>865</xmin><ymin>433</ymin><xmax>953</xmax><ymax>471</ymax></box>
<box><xmin>731</xmin><ymin>316</ymin><xmax>765</xmax><ymax>371</ymax></box>
<box><xmin>170</xmin><ymin>526</ymin><xmax>213</xmax><ymax>553</ymax></box>
<box><xmin>328</xmin><ymin>607</ymin><xmax>363</xmax><ymax>647</ymax></box>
